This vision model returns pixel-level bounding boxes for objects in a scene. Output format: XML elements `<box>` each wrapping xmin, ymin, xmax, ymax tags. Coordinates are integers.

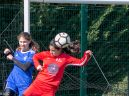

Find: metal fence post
<box><xmin>80</xmin><ymin>4</ymin><xmax>88</xmax><ymax>96</ymax></box>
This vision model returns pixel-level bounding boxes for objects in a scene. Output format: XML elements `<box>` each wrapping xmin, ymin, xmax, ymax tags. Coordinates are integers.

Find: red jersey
<box><xmin>33</xmin><ymin>51</ymin><xmax>90</xmax><ymax>88</ymax></box>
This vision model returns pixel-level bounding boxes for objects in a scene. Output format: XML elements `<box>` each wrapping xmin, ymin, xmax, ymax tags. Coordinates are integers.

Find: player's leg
<box><xmin>41</xmin><ymin>89</ymin><xmax>56</xmax><ymax>96</ymax></box>
<box><xmin>23</xmin><ymin>85</ymin><xmax>56</xmax><ymax>96</ymax></box>
<box><xmin>23</xmin><ymin>82</ymin><xmax>39</xmax><ymax>96</ymax></box>
<box><xmin>23</xmin><ymin>78</ymin><xmax>57</xmax><ymax>96</ymax></box>
<box><xmin>18</xmin><ymin>84</ymin><xmax>30</xmax><ymax>96</ymax></box>
<box><xmin>39</xmin><ymin>82</ymin><xmax>57</xmax><ymax>96</ymax></box>
<box><xmin>4</xmin><ymin>88</ymin><xmax>15</xmax><ymax>96</ymax></box>
<box><xmin>3</xmin><ymin>81</ymin><xmax>17</xmax><ymax>96</ymax></box>
<box><xmin>4</xmin><ymin>82</ymin><xmax>17</xmax><ymax>96</ymax></box>
<box><xmin>23</xmin><ymin>79</ymin><xmax>48</xmax><ymax>96</ymax></box>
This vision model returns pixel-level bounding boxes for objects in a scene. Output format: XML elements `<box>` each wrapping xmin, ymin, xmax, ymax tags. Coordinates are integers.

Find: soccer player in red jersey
<box><xmin>23</xmin><ymin>39</ymin><xmax>92</xmax><ymax>96</ymax></box>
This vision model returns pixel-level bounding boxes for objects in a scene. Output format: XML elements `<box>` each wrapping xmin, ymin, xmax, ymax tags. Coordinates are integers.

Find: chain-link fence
<box><xmin>0</xmin><ymin>3</ymin><xmax>129</xmax><ymax>96</ymax></box>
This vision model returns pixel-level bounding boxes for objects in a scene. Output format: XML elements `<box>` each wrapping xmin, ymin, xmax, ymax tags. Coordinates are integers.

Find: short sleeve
<box><xmin>26</xmin><ymin>50</ymin><xmax>35</xmax><ymax>65</ymax></box>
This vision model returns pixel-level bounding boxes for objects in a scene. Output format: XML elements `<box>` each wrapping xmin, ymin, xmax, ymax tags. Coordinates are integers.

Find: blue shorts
<box><xmin>6</xmin><ymin>67</ymin><xmax>33</xmax><ymax>96</ymax></box>
<box><xmin>5</xmin><ymin>81</ymin><xmax>29</xmax><ymax>96</ymax></box>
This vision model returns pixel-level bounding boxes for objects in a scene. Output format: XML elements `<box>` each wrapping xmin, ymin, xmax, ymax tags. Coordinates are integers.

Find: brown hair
<box><xmin>67</xmin><ymin>40</ymin><xmax>80</xmax><ymax>53</ymax></box>
<box><xmin>49</xmin><ymin>39</ymin><xmax>80</xmax><ymax>54</ymax></box>
<box><xmin>16</xmin><ymin>32</ymin><xmax>39</xmax><ymax>52</ymax></box>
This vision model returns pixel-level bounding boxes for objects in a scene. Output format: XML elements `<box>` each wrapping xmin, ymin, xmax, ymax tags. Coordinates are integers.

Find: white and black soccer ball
<box><xmin>54</xmin><ymin>32</ymin><xmax>71</xmax><ymax>48</ymax></box>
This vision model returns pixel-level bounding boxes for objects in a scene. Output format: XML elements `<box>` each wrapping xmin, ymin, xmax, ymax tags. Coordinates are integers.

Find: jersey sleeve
<box><xmin>26</xmin><ymin>51</ymin><xmax>35</xmax><ymax>65</ymax></box>
<box><xmin>33</xmin><ymin>51</ymin><xmax>45</xmax><ymax>68</ymax></box>
<box><xmin>66</xmin><ymin>52</ymin><xmax>91</xmax><ymax>66</ymax></box>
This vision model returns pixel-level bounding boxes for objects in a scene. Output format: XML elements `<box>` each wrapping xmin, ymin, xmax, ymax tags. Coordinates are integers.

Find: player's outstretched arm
<box><xmin>66</xmin><ymin>50</ymin><xmax>92</xmax><ymax>66</ymax></box>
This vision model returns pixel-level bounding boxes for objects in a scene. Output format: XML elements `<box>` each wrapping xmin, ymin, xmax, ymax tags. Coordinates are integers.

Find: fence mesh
<box><xmin>0</xmin><ymin>3</ymin><xmax>129</xmax><ymax>96</ymax></box>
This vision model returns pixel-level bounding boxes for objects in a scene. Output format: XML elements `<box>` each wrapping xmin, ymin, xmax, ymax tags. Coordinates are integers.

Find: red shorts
<box><xmin>23</xmin><ymin>79</ymin><xmax>57</xmax><ymax>96</ymax></box>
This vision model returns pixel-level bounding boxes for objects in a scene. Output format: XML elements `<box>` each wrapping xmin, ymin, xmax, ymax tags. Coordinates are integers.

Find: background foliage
<box><xmin>0</xmin><ymin>0</ymin><xmax>129</xmax><ymax>96</ymax></box>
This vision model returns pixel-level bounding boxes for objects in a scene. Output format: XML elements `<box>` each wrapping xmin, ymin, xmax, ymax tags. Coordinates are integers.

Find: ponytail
<box><xmin>62</xmin><ymin>40</ymin><xmax>80</xmax><ymax>54</ymax></box>
<box><xmin>67</xmin><ymin>40</ymin><xmax>80</xmax><ymax>54</ymax></box>
<box><xmin>30</xmin><ymin>40</ymin><xmax>40</xmax><ymax>52</ymax></box>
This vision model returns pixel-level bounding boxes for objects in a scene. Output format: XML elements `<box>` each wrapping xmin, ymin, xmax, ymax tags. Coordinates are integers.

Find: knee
<box><xmin>3</xmin><ymin>88</ymin><xmax>15</xmax><ymax>96</ymax></box>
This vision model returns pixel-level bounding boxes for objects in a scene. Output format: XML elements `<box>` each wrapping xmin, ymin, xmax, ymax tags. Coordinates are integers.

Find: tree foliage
<box><xmin>0</xmin><ymin>2</ymin><xmax>129</xmax><ymax>95</ymax></box>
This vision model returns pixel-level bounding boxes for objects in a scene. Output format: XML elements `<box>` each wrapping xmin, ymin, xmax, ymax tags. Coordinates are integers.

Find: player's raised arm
<box><xmin>66</xmin><ymin>50</ymin><xmax>92</xmax><ymax>66</ymax></box>
<box><xmin>23</xmin><ymin>32</ymin><xmax>92</xmax><ymax>96</ymax></box>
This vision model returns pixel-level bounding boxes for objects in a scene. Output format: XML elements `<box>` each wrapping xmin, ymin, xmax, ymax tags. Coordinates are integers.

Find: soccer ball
<box><xmin>54</xmin><ymin>32</ymin><xmax>71</xmax><ymax>48</ymax></box>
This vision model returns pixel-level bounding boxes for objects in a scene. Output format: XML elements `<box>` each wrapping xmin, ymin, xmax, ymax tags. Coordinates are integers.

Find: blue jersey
<box><xmin>6</xmin><ymin>49</ymin><xmax>35</xmax><ymax>96</ymax></box>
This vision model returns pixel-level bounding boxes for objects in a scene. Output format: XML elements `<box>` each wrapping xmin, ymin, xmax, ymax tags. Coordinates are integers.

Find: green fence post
<box><xmin>80</xmin><ymin>4</ymin><xmax>88</xmax><ymax>96</ymax></box>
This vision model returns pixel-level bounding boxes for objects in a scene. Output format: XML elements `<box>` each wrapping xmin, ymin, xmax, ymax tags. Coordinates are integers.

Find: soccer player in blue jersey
<box><xmin>3</xmin><ymin>32</ymin><xmax>39</xmax><ymax>96</ymax></box>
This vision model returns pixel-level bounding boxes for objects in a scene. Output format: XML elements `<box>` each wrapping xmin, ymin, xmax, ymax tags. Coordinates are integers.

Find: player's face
<box><xmin>49</xmin><ymin>45</ymin><xmax>62</xmax><ymax>57</ymax></box>
<box><xmin>19</xmin><ymin>37</ymin><xmax>31</xmax><ymax>52</ymax></box>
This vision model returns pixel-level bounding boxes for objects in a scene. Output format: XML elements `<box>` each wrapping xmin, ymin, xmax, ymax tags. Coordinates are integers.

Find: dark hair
<box><xmin>49</xmin><ymin>39</ymin><xmax>80</xmax><ymax>54</ymax></box>
<box><xmin>67</xmin><ymin>40</ymin><xmax>80</xmax><ymax>53</ymax></box>
<box><xmin>17</xmin><ymin>32</ymin><xmax>39</xmax><ymax>52</ymax></box>
<box><xmin>49</xmin><ymin>39</ymin><xmax>61</xmax><ymax>50</ymax></box>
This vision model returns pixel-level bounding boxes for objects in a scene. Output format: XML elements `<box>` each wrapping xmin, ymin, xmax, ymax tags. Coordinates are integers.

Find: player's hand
<box><xmin>85</xmin><ymin>50</ymin><xmax>92</xmax><ymax>56</ymax></box>
<box><xmin>37</xmin><ymin>65</ymin><xmax>43</xmax><ymax>71</ymax></box>
<box><xmin>4</xmin><ymin>48</ymin><xmax>11</xmax><ymax>55</ymax></box>
<box><xmin>6</xmin><ymin>54</ymin><xmax>14</xmax><ymax>60</ymax></box>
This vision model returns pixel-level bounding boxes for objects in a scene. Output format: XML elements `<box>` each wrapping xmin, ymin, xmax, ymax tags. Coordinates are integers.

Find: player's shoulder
<box><xmin>28</xmin><ymin>49</ymin><xmax>36</xmax><ymax>54</ymax></box>
<box><xmin>41</xmin><ymin>51</ymin><xmax>50</xmax><ymax>55</ymax></box>
<box><xmin>61</xmin><ymin>53</ymin><xmax>71</xmax><ymax>58</ymax></box>
<box><xmin>36</xmin><ymin>51</ymin><xmax>50</xmax><ymax>55</ymax></box>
